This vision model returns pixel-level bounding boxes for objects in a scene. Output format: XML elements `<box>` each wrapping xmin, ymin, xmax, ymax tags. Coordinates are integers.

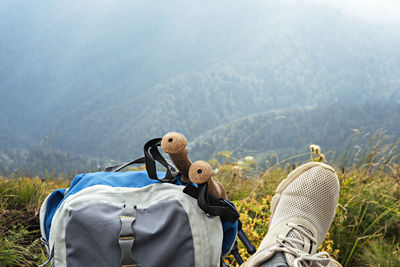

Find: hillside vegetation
<box><xmin>189</xmin><ymin>101</ymin><xmax>400</xmax><ymax>161</ymax></box>
<box><xmin>1</xmin><ymin>140</ymin><xmax>399</xmax><ymax>266</ymax></box>
<box><xmin>1</xmin><ymin>101</ymin><xmax>399</xmax><ymax>177</ymax></box>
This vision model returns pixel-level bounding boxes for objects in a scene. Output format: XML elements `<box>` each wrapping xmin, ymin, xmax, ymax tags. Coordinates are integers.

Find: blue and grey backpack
<box><xmin>39</xmin><ymin>138</ymin><xmax>255</xmax><ymax>267</ymax></box>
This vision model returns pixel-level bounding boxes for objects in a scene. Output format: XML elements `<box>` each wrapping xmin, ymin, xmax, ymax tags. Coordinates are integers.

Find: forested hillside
<box><xmin>189</xmin><ymin>101</ymin><xmax>400</xmax><ymax>162</ymax></box>
<box><xmin>1</xmin><ymin>101</ymin><xmax>398</xmax><ymax>176</ymax></box>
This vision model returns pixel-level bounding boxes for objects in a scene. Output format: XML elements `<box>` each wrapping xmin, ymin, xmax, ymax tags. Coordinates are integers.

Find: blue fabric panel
<box><xmin>44</xmin><ymin>188</ymin><xmax>67</xmax><ymax>239</ymax></box>
<box><xmin>65</xmin><ymin>171</ymin><xmax>164</xmax><ymax>199</ymax></box>
<box><xmin>221</xmin><ymin>207</ymin><xmax>239</xmax><ymax>255</ymax></box>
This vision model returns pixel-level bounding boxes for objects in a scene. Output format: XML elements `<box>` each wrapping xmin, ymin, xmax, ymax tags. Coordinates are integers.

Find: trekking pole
<box><xmin>230</xmin><ymin>241</ymin><xmax>244</xmax><ymax>265</ymax></box>
<box><xmin>238</xmin><ymin>220</ymin><xmax>256</xmax><ymax>254</ymax></box>
<box><xmin>161</xmin><ymin>132</ymin><xmax>226</xmax><ymax>198</ymax></box>
<box><xmin>189</xmin><ymin>160</ymin><xmax>226</xmax><ymax>199</ymax></box>
<box><xmin>161</xmin><ymin>132</ymin><xmax>192</xmax><ymax>183</ymax></box>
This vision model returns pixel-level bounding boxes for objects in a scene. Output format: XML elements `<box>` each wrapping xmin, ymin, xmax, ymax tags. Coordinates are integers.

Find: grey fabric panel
<box><xmin>65</xmin><ymin>200</ymin><xmax>195</xmax><ymax>267</ymax></box>
<box><xmin>132</xmin><ymin>200</ymin><xmax>195</xmax><ymax>267</ymax></box>
<box><xmin>66</xmin><ymin>203</ymin><xmax>122</xmax><ymax>267</ymax></box>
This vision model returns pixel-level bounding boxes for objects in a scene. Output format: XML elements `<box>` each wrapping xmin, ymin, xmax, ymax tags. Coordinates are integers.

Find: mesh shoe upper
<box><xmin>244</xmin><ymin>162</ymin><xmax>341</xmax><ymax>267</ymax></box>
<box><xmin>269</xmin><ymin>164</ymin><xmax>340</xmax><ymax>246</ymax></box>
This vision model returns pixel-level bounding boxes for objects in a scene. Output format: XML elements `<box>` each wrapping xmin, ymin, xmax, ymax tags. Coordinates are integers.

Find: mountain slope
<box><xmin>188</xmin><ymin>101</ymin><xmax>400</xmax><ymax>162</ymax></box>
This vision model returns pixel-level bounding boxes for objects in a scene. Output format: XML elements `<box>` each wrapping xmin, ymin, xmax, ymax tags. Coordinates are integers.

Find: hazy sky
<box><xmin>3</xmin><ymin>0</ymin><xmax>399</xmax><ymax>25</ymax></box>
<box><xmin>309</xmin><ymin>0</ymin><xmax>400</xmax><ymax>24</ymax></box>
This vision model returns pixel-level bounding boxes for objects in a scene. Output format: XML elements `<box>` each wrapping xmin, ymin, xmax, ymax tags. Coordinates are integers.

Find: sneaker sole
<box><xmin>269</xmin><ymin>162</ymin><xmax>336</xmax><ymax>223</ymax></box>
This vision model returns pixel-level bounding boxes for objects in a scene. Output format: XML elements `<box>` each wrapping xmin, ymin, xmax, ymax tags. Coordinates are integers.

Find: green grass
<box><xmin>0</xmin><ymin>224</ymin><xmax>46</xmax><ymax>266</ymax></box>
<box><xmin>0</xmin><ymin>141</ymin><xmax>399</xmax><ymax>266</ymax></box>
<box><xmin>361</xmin><ymin>238</ymin><xmax>400</xmax><ymax>267</ymax></box>
<box><xmin>0</xmin><ymin>177</ymin><xmax>69</xmax><ymax>266</ymax></box>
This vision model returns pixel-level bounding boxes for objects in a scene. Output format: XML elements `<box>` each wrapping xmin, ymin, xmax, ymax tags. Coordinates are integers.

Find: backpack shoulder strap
<box><xmin>105</xmin><ymin>138</ymin><xmax>179</xmax><ymax>182</ymax></box>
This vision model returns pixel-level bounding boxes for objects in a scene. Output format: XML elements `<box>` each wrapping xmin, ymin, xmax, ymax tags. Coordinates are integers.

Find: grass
<box><xmin>0</xmin><ymin>177</ymin><xmax>69</xmax><ymax>266</ymax></box>
<box><xmin>0</xmin><ymin>135</ymin><xmax>399</xmax><ymax>266</ymax></box>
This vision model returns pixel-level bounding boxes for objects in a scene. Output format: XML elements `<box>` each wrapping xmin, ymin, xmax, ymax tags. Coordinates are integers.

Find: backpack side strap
<box><xmin>119</xmin><ymin>205</ymin><xmax>137</xmax><ymax>266</ymax></box>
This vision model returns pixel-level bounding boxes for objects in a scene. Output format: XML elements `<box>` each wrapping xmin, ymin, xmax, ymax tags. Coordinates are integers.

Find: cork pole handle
<box><xmin>161</xmin><ymin>132</ymin><xmax>192</xmax><ymax>183</ymax></box>
<box><xmin>189</xmin><ymin>161</ymin><xmax>226</xmax><ymax>199</ymax></box>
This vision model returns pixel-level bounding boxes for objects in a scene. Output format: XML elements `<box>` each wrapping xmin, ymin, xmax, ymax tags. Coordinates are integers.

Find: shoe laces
<box><xmin>270</xmin><ymin>223</ymin><xmax>331</xmax><ymax>267</ymax></box>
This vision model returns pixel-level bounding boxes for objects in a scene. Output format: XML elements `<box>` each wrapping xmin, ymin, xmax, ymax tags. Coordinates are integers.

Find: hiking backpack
<box><xmin>39</xmin><ymin>138</ymin><xmax>255</xmax><ymax>267</ymax></box>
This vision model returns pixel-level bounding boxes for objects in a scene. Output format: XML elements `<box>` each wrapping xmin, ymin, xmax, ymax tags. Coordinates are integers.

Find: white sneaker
<box><xmin>244</xmin><ymin>162</ymin><xmax>341</xmax><ymax>267</ymax></box>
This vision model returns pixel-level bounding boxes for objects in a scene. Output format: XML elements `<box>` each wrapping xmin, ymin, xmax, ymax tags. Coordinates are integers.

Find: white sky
<box><xmin>309</xmin><ymin>0</ymin><xmax>400</xmax><ymax>24</ymax></box>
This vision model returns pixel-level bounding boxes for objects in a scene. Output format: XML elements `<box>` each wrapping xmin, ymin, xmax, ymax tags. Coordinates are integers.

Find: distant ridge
<box><xmin>1</xmin><ymin>101</ymin><xmax>398</xmax><ymax>176</ymax></box>
<box><xmin>188</xmin><ymin>101</ymin><xmax>400</xmax><ymax>162</ymax></box>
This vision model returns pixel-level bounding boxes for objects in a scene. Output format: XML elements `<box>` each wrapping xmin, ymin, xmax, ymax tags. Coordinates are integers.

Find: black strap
<box><xmin>183</xmin><ymin>183</ymin><xmax>239</xmax><ymax>223</ymax></box>
<box><xmin>105</xmin><ymin>138</ymin><xmax>178</xmax><ymax>182</ymax></box>
<box><xmin>104</xmin><ymin>157</ymin><xmax>146</xmax><ymax>172</ymax></box>
<box><xmin>143</xmin><ymin>138</ymin><xmax>178</xmax><ymax>182</ymax></box>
